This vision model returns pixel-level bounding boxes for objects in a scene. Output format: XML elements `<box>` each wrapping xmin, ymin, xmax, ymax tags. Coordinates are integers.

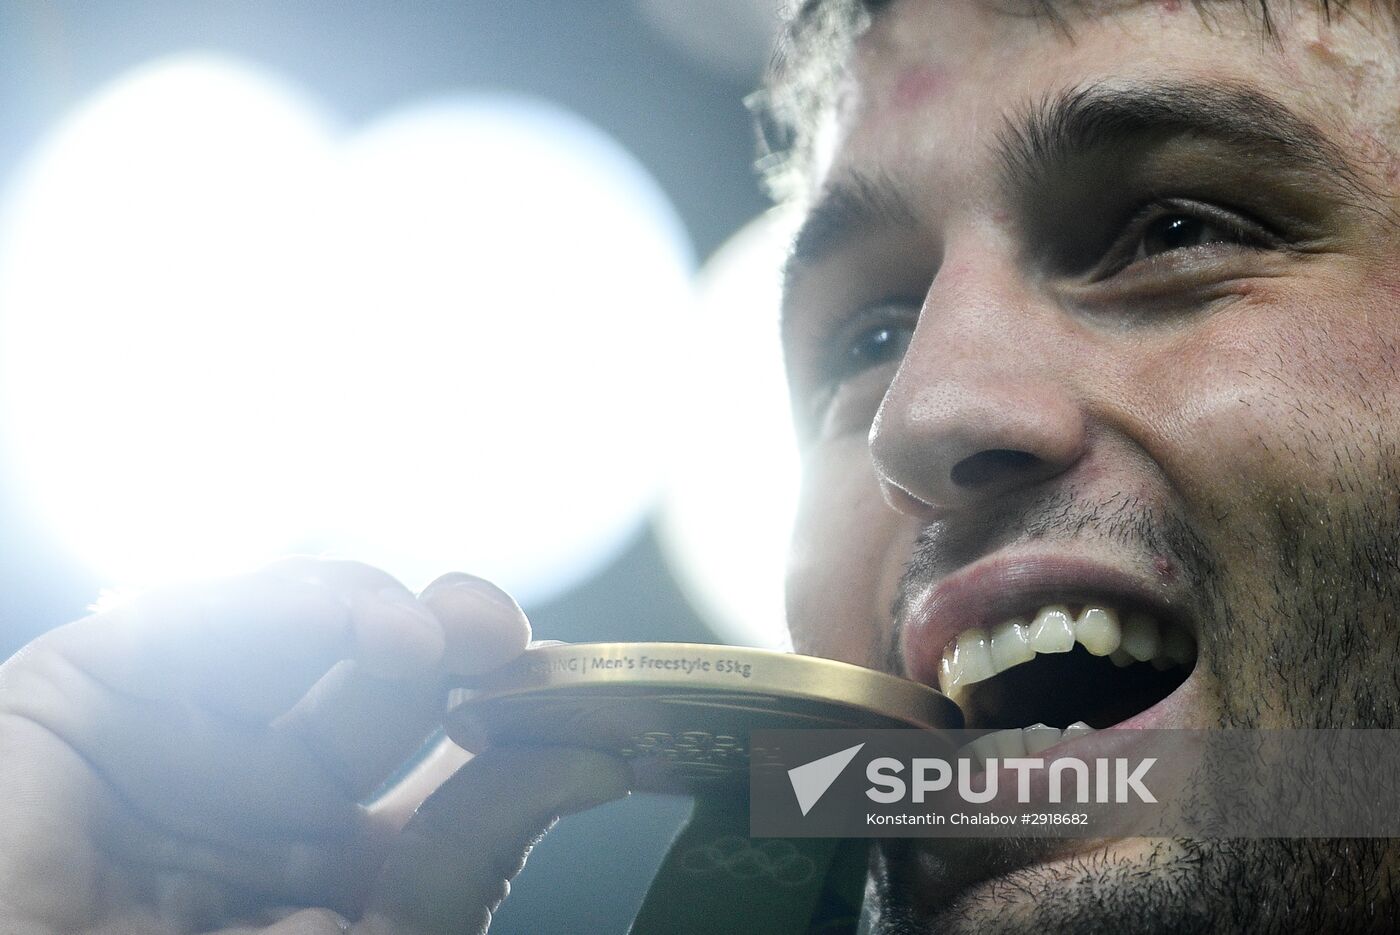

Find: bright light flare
<box><xmin>0</xmin><ymin>56</ymin><xmax>694</xmax><ymax>600</ymax></box>
<box><xmin>0</xmin><ymin>57</ymin><xmax>333</xmax><ymax>585</ymax></box>
<box><xmin>316</xmin><ymin>100</ymin><xmax>694</xmax><ymax>596</ymax></box>
<box><xmin>656</xmin><ymin>208</ymin><xmax>801</xmax><ymax>650</ymax></box>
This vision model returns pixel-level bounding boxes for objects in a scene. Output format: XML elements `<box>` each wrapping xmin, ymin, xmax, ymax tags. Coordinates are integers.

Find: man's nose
<box><xmin>868</xmin><ymin>266</ymin><xmax>1087</xmax><ymax>517</ymax></box>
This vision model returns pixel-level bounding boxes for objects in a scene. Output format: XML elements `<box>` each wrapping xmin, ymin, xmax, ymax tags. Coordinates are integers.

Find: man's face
<box><xmin>781</xmin><ymin>0</ymin><xmax>1400</xmax><ymax>930</ymax></box>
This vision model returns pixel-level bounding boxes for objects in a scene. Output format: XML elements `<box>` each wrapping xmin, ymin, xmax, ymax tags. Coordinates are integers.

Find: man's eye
<box><xmin>1098</xmin><ymin>200</ymin><xmax>1275</xmax><ymax>279</ymax></box>
<box><xmin>1133</xmin><ymin>214</ymin><xmax>1232</xmax><ymax>260</ymax></box>
<box><xmin>844</xmin><ymin>324</ymin><xmax>913</xmax><ymax>374</ymax></box>
<box><xmin>825</xmin><ymin>311</ymin><xmax>917</xmax><ymax>389</ymax></box>
<box><xmin>804</xmin><ymin>306</ymin><xmax>918</xmax><ymax>426</ymax></box>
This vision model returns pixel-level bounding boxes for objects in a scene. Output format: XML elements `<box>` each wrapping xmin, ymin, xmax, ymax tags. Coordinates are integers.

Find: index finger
<box><xmin>33</xmin><ymin>560</ymin><xmax>444</xmax><ymax>722</ymax></box>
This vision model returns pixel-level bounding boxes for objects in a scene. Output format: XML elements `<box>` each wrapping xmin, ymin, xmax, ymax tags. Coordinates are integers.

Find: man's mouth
<box><xmin>901</xmin><ymin>555</ymin><xmax>1199</xmax><ymax>758</ymax></box>
<box><xmin>941</xmin><ymin>602</ymin><xmax>1196</xmax><ymax>762</ymax></box>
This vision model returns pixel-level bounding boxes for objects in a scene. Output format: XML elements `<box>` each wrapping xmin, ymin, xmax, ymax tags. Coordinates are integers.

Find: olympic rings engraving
<box><xmin>677</xmin><ymin>835</ymin><xmax>818</xmax><ymax>887</ymax></box>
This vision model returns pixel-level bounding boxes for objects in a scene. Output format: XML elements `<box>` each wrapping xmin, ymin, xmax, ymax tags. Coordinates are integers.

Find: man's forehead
<box><xmin>816</xmin><ymin>2</ymin><xmax>1114</xmax><ymax>199</ymax></box>
<box><xmin>854</xmin><ymin>0</ymin><xmax>1166</xmax><ymax>69</ymax></box>
<box><xmin>849</xmin><ymin>0</ymin><xmax>1277</xmax><ymax>106</ymax></box>
<box><xmin>829</xmin><ymin>0</ymin><xmax>1152</xmax><ymax>178</ymax></box>
<box><xmin>756</xmin><ymin>0</ymin><xmax>1399</xmax><ymax>206</ymax></box>
<box><xmin>859</xmin><ymin>0</ymin><xmax>1336</xmax><ymax>46</ymax></box>
<box><xmin>819</xmin><ymin>0</ymin><xmax>1398</xmax><ymax>182</ymax></box>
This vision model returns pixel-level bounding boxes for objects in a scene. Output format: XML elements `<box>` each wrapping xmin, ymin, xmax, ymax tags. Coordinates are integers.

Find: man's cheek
<box><xmin>1148</xmin><ymin>303</ymin><xmax>1400</xmax><ymax>548</ymax></box>
<box><xmin>785</xmin><ymin>446</ymin><xmax>908</xmax><ymax>669</ymax></box>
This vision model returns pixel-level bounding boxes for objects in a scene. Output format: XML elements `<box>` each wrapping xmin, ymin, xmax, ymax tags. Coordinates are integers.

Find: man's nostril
<box><xmin>950</xmin><ymin>449</ymin><xmax>1039</xmax><ymax>488</ymax></box>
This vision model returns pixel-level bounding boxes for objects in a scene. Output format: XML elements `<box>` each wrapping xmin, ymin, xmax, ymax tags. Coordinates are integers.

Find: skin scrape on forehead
<box><xmin>891</xmin><ymin>65</ymin><xmax>952</xmax><ymax>108</ymax></box>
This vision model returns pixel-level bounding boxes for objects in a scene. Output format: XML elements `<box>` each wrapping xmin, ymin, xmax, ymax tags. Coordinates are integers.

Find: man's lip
<box><xmin>899</xmin><ymin>551</ymin><xmax>1193</xmax><ymax>689</ymax></box>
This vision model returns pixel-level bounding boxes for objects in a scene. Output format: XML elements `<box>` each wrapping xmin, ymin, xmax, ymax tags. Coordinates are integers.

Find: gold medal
<box><xmin>445</xmin><ymin>642</ymin><xmax>962</xmax><ymax>793</ymax></box>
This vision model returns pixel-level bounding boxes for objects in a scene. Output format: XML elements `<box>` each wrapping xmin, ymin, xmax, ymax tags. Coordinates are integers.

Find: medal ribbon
<box><xmin>629</xmin><ymin>795</ymin><xmax>867</xmax><ymax>934</ymax></box>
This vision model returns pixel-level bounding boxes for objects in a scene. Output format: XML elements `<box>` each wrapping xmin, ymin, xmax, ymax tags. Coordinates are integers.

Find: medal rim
<box><xmin>446</xmin><ymin>641</ymin><xmax>963</xmax><ymax>735</ymax></box>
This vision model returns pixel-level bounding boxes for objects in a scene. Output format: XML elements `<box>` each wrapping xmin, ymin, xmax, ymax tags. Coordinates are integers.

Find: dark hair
<box><xmin>752</xmin><ymin>0</ymin><xmax>1369</xmax><ymax>202</ymax></box>
<box><xmin>751</xmin><ymin>0</ymin><xmax>882</xmax><ymax>202</ymax></box>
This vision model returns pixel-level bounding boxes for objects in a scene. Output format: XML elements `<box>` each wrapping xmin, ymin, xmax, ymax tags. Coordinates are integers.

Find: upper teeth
<box><xmin>937</xmin><ymin>603</ymin><xmax>1195</xmax><ymax>707</ymax></box>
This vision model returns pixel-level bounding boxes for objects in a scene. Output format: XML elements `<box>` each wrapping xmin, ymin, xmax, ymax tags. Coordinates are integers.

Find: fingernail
<box><xmin>376</xmin><ymin>587</ymin><xmax>440</xmax><ymax>626</ymax></box>
<box><xmin>459</xmin><ymin>589</ymin><xmax>526</xmax><ymax>627</ymax></box>
<box><xmin>424</xmin><ymin>573</ymin><xmax>523</xmax><ymax>616</ymax></box>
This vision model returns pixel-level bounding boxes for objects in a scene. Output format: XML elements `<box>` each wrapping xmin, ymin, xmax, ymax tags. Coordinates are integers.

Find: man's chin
<box><xmin>873</xmin><ymin>836</ymin><xmax>1185</xmax><ymax>934</ymax></box>
<box><xmin>878</xmin><ymin>834</ymin><xmax>1400</xmax><ymax>933</ymax></box>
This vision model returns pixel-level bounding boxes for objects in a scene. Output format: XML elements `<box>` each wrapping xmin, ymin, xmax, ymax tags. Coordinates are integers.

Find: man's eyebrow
<box><xmin>996</xmin><ymin>80</ymin><xmax>1376</xmax><ymax>205</ymax></box>
<box><xmin>783</xmin><ymin>81</ymin><xmax>1384</xmax><ymax>299</ymax></box>
<box><xmin>783</xmin><ymin>171</ymin><xmax>918</xmax><ymax>292</ymax></box>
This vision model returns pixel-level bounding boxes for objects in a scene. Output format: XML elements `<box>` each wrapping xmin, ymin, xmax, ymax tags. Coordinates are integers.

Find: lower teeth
<box><xmin>960</xmin><ymin>721</ymin><xmax>1095</xmax><ymax>769</ymax></box>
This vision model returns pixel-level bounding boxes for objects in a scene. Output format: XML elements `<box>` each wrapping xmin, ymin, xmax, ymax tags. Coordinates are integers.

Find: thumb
<box><xmin>354</xmin><ymin>745</ymin><xmax>631</xmax><ymax>935</ymax></box>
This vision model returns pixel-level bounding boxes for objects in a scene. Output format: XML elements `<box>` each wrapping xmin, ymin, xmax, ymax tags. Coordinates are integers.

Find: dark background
<box><xmin>0</xmin><ymin>2</ymin><xmax>779</xmax><ymax>931</ymax></box>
